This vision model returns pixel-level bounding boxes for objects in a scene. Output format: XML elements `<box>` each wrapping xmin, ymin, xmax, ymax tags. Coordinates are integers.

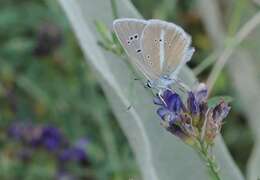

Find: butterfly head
<box><xmin>145</xmin><ymin>76</ymin><xmax>174</xmax><ymax>92</ymax></box>
<box><xmin>145</xmin><ymin>80</ymin><xmax>152</xmax><ymax>89</ymax></box>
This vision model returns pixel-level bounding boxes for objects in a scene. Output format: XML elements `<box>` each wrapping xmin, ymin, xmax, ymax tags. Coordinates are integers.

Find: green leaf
<box><xmin>196</xmin><ymin>0</ymin><xmax>260</xmax><ymax>178</ymax></box>
<box><xmin>207</xmin><ymin>96</ymin><xmax>233</xmax><ymax>108</ymax></box>
<box><xmin>95</xmin><ymin>20</ymin><xmax>113</xmax><ymax>44</ymax></box>
<box><xmin>95</xmin><ymin>20</ymin><xmax>123</xmax><ymax>55</ymax></box>
<box><xmin>58</xmin><ymin>0</ymin><xmax>244</xmax><ymax>179</ymax></box>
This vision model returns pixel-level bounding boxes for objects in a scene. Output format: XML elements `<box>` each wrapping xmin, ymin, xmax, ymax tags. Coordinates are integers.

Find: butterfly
<box><xmin>113</xmin><ymin>18</ymin><xmax>194</xmax><ymax>95</ymax></box>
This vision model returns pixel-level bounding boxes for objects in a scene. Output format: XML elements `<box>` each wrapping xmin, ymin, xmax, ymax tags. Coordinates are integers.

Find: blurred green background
<box><xmin>0</xmin><ymin>0</ymin><xmax>255</xmax><ymax>179</ymax></box>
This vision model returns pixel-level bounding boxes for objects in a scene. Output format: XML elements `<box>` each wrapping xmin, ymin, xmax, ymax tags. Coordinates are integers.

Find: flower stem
<box><xmin>110</xmin><ymin>0</ymin><xmax>118</xmax><ymax>19</ymax></box>
<box><xmin>195</xmin><ymin>140</ymin><xmax>222</xmax><ymax>180</ymax></box>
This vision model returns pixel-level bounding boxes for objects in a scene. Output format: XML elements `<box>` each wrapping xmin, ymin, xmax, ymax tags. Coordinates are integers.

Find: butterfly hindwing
<box><xmin>141</xmin><ymin>19</ymin><xmax>194</xmax><ymax>78</ymax></box>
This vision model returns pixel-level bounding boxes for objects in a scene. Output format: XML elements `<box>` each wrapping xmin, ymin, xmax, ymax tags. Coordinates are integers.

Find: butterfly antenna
<box><xmin>158</xmin><ymin>93</ymin><xmax>167</xmax><ymax>107</ymax></box>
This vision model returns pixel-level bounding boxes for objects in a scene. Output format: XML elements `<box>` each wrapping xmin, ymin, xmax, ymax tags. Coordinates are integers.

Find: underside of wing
<box><xmin>113</xmin><ymin>18</ymin><xmax>156</xmax><ymax>80</ymax></box>
<box><xmin>141</xmin><ymin>19</ymin><xmax>194</xmax><ymax>78</ymax></box>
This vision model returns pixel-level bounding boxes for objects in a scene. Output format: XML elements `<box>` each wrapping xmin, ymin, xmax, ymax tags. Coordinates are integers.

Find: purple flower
<box><xmin>212</xmin><ymin>100</ymin><xmax>230</xmax><ymax>122</ymax></box>
<box><xmin>154</xmin><ymin>83</ymin><xmax>230</xmax><ymax>144</ymax></box>
<box><xmin>154</xmin><ymin>90</ymin><xmax>196</xmax><ymax>142</ymax></box>
<box><xmin>166</xmin><ymin>123</ymin><xmax>189</xmax><ymax>141</ymax></box>
<box><xmin>187</xmin><ymin>92</ymin><xmax>199</xmax><ymax>115</ymax></box>
<box><xmin>204</xmin><ymin>100</ymin><xmax>231</xmax><ymax>143</ymax></box>
<box><xmin>187</xmin><ymin>83</ymin><xmax>208</xmax><ymax>116</ymax></box>
<box><xmin>154</xmin><ymin>90</ymin><xmax>184</xmax><ymax>121</ymax></box>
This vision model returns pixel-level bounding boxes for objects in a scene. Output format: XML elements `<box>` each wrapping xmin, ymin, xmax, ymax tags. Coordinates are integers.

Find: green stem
<box><xmin>193</xmin><ymin>51</ymin><xmax>218</xmax><ymax>76</ymax></box>
<box><xmin>227</xmin><ymin>0</ymin><xmax>247</xmax><ymax>36</ymax></box>
<box><xmin>193</xmin><ymin>0</ymin><xmax>246</xmax><ymax>76</ymax></box>
<box><xmin>195</xmin><ymin>140</ymin><xmax>222</xmax><ymax>180</ymax></box>
<box><xmin>110</xmin><ymin>0</ymin><xmax>118</xmax><ymax>19</ymax></box>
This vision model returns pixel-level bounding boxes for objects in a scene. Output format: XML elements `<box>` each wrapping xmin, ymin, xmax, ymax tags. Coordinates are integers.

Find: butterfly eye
<box><xmin>145</xmin><ymin>80</ymin><xmax>152</xmax><ymax>88</ymax></box>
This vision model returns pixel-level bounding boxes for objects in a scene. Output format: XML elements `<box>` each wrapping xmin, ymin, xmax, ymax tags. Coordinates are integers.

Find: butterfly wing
<box><xmin>141</xmin><ymin>19</ymin><xmax>194</xmax><ymax>79</ymax></box>
<box><xmin>113</xmin><ymin>18</ymin><xmax>157</xmax><ymax>80</ymax></box>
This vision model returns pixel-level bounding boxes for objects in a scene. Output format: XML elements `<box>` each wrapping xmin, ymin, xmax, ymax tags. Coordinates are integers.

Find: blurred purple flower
<box><xmin>5</xmin><ymin>89</ymin><xmax>17</xmax><ymax>113</ymax></box>
<box><xmin>8</xmin><ymin>122</ymin><xmax>34</xmax><ymax>141</ymax></box>
<box><xmin>6</xmin><ymin>122</ymin><xmax>91</xmax><ymax>178</ymax></box>
<box><xmin>34</xmin><ymin>22</ymin><xmax>63</xmax><ymax>57</ymax></box>
<box><xmin>74</xmin><ymin>138</ymin><xmax>89</xmax><ymax>150</ymax></box>
<box><xmin>8</xmin><ymin>123</ymin><xmax>65</xmax><ymax>151</ymax></box>
<box><xmin>17</xmin><ymin>148</ymin><xmax>33</xmax><ymax>162</ymax></box>
<box><xmin>59</xmin><ymin>146</ymin><xmax>88</xmax><ymax>165</ymax></box>
<box><xmin>8</xmin><ymin>123</ymin><xmax>23</xmax><ymax>139</ymax></box>
<box><xmin>58</xmin><ymin>138</ymin><xmax>89</xmax><ymax>166</ymax></box>
<box><xmin>56</xmin><ymin>170</ymin><xmax>75</xmax><ymax>180</ymax></box>
<box><xmin>41</xmin><ymin>126</ymin><xmax>64</xmax><ymax>151</ymax></box>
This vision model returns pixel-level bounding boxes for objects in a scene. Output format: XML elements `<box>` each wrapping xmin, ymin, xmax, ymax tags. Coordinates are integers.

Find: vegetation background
<box><xmin>0</xmin><ymin>0</ymin><xmax>259</xmax><ymax>179</ymax></box>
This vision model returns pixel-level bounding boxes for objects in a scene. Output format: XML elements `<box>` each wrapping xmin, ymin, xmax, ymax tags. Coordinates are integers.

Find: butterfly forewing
<box><xmin>141</xmin><ymin>20</ymin><xmax>193</xmax><ymax>78</ymax></box>
<box><xmin>113</xmin><ymin>19</ymin><xmax>157</xmax><ymax>80</ymax></box>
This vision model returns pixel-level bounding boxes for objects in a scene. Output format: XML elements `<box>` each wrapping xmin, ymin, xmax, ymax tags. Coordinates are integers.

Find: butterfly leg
<box><xmin>126</xmin><ymin>76</ymin><xmax>140</xmax><ymax>111</ymax></box>
<box><xmin>170</xmin><ymin>77</ymin><xmax>191</xmax><ymax>93</ymax></box>
<box><xmin>127</xmin><ymin>105</ymin><xmax>133</xmax><ymax>111</ymax></box>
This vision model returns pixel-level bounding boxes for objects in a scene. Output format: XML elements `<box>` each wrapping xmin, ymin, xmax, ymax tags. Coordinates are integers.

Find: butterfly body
<box><xmin>113</xmin><ymin>18</ymin><xmax>194</xmax><ymax>93</ymax></box>
<box><xmin>146</xmin><ymin>75</ymin><xmax>174</xmax><ymax>89</ymax></box>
